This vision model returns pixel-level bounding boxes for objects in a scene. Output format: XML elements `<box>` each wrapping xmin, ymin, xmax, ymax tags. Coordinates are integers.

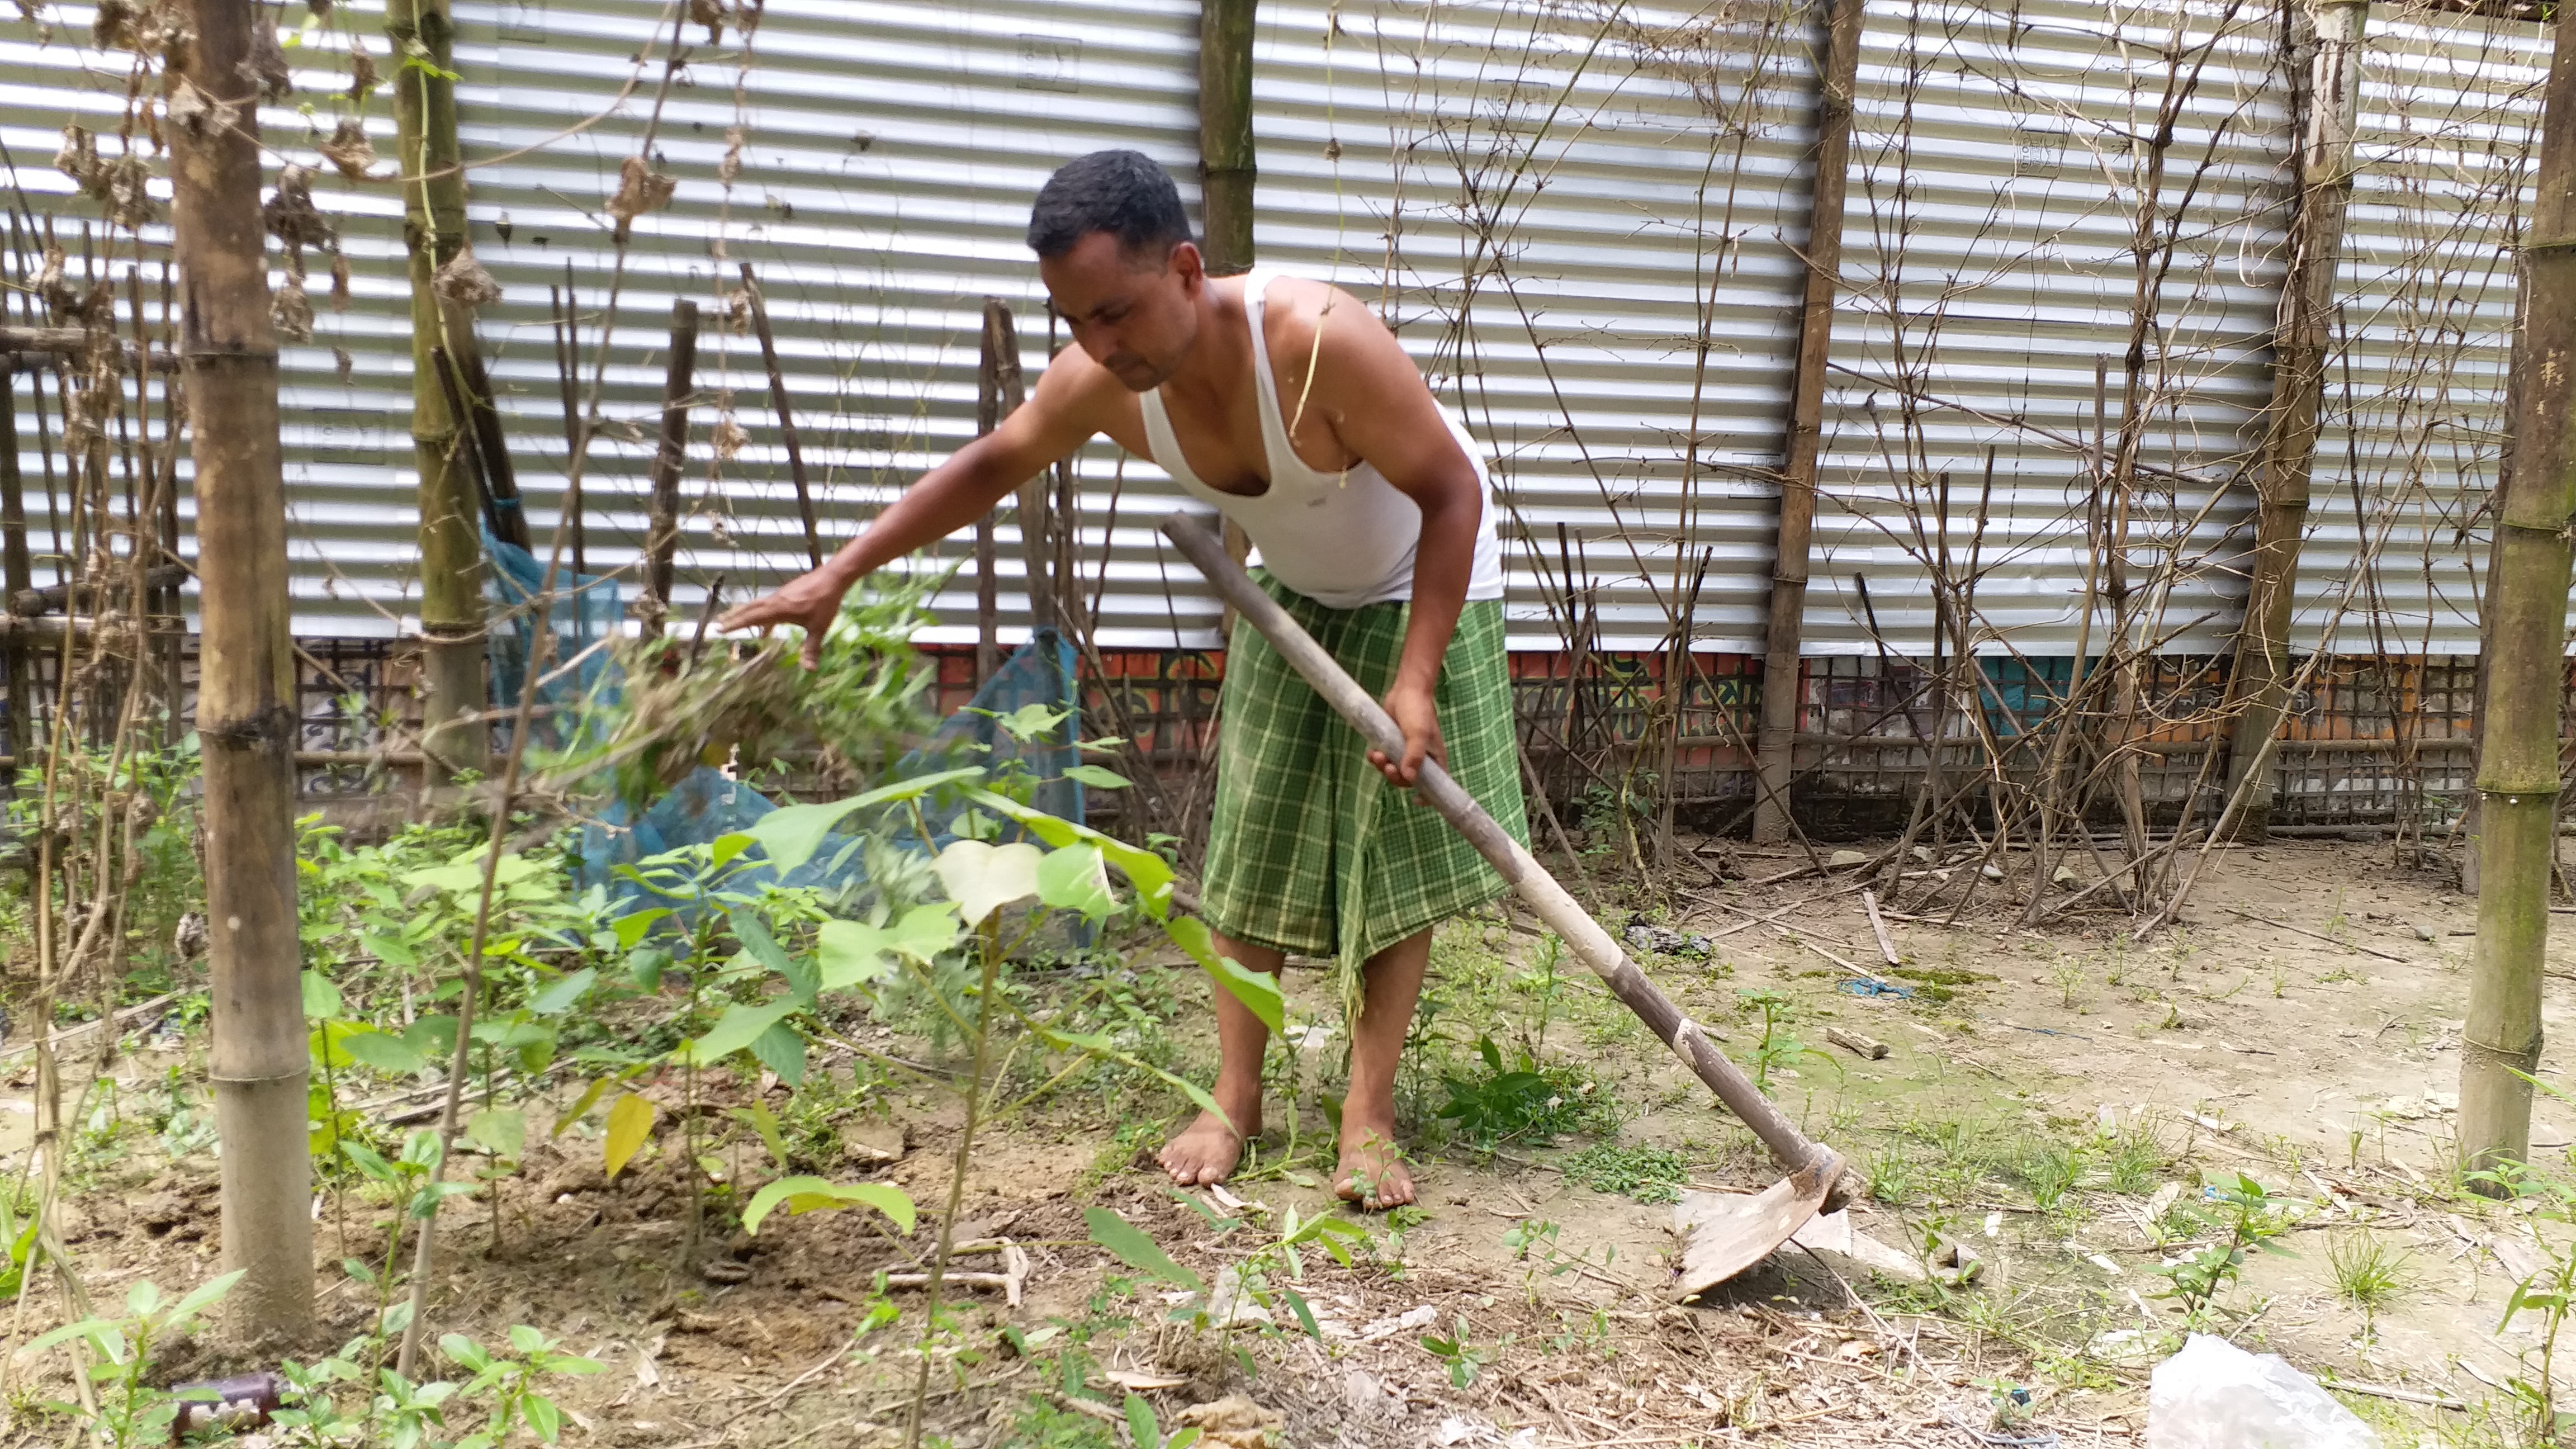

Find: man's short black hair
<box><xmin>1026</xmin><ymin>150</ymin><xmax>1192</xmax><ymax>262</ymax></box>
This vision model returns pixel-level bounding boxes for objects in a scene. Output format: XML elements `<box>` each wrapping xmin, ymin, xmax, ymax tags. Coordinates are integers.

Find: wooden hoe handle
<box><xmin>1160</xmin><ymin>515</ymin><xmax>1841</xmax><ymax>1186</ymax></box>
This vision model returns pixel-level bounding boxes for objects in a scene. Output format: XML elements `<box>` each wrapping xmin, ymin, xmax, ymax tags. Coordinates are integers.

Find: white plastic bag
<box><xmin>2147</xmin><ymin>1335</ymin><xmax>2382</xmax><ymax>1449</ymax></box>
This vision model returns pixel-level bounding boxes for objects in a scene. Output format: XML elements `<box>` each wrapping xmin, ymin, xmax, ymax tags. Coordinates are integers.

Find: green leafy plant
<box><xmin>437</xmin><ymin>1327</ymin><xmax>607</xmax><ymax>1447</ymax></box>
<box><xmin>2144</xmin><ymin>1173</ymin><xmax>2295</xmax><ymax>1328</ymax></box>
<box><xmin>1085</xmin><ymin>1200</ymin><xmax>1369</xmax><ymax>1342</ymax></box>
<box><xmin>1419</xmin><ymin>1315</ymin><xmax>1504</xmax><ymax>1388</ymax></box>
<box><xmin>23</xmin><ymin>1270</ymin><xmax>242</xmax><ymax>1447</ymax></box>
<box><xmin>1434</xmin><ymin>1036</ymin><xmax>1607</xmax><ymax>1146</ymax></box>
<box><xmin>2326</xmin><ymin>1228</ymin><xmax>2409</xmax><ymax>1344</ymax></box>
<box><xmin>1737</xmin><ymin>989</ymin><xmax>1807</xmax><ymax>1089</ymax></box>
<box><xmin>1561</xmin><ymin>1142</ymin><xmax>1688</xmax><ymax>1204</ymax></box>
<box><xmin>2470</xmin><ymin>1144</ymin><xmax>2576</xmax><ymax>1444</ymax></box>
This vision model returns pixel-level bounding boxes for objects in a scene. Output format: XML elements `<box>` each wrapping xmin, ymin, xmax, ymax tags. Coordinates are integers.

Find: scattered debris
<box><xmin>1789</xmin><ymin>1209</ymin><xmax>1925</xmax><ymax>1282</ymax></box>
<box><xmin>2147</xmin><ymin>1333</ymin><xmax>2383</xmax><ymax>1449</ymax></box>
<box><xmin>1825</xmin><ymin>1026</ymin><xmax>1888</xmax><ymax>1060</ymax></box>
<box><xmin>1175</xmin><ymin>1394</ymin><xmax>1284</xmax><ymax>1449</ymax></box>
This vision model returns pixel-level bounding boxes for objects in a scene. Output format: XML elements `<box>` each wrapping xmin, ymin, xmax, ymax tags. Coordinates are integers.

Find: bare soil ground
<box><xmin>0</xmin><ymin>839</ymin><xmax>2551</xmax><ymax>1448</ymax></box>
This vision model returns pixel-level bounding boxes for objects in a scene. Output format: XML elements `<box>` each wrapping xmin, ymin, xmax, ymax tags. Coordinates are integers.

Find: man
<box><xmin>722</xmin><ymin>150</ymin><xmax>1525</xmax><ymax>1210</ymax></box>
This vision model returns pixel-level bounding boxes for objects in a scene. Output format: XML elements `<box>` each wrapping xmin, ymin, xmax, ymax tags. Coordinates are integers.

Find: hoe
<box><xmin>1162</xmin><ymin>514</ymin><xmax>1852</xmax><ymax>1296</ymax></box>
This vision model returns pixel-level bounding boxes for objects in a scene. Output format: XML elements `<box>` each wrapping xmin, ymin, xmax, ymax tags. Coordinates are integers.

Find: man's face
<box><xmin>1038</xmin><ymin>232</ymin><xmax>1204</xmax><ymax>392</ymax></box>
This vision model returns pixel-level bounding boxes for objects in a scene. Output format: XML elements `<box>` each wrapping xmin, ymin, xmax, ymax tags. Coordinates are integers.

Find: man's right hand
<box><xmin>719</xmin><ymin>568</ymin><xmax>847</xmax><ymax>670</ymax></box>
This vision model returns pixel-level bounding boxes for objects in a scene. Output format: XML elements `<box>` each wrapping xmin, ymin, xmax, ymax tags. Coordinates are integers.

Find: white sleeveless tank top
<box><xmin>1135</xmin><ymin>269</ymin><xmax>1507</xmax><ymax>610</ymax></box>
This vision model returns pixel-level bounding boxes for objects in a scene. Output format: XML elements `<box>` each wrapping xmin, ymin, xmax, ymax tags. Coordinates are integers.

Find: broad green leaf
<box><xmin>1044</xmin><ymin>1027</ymin><xmax>1229</xmax><ymax>1126</ymax></box>
<box><xmin>21</xmin><ymin>1315</ymin><xmax>123</xmax><ymax>1357</ymax></box>
<box><xmin>526</xmin><ymin>968</ymin><xmax>597</xmax><ymax>1016</ymax></box>
<box><xmin>523</xmin><ymin>1391</ymin><xmax>563</xmax><ymax>1444</ymax></box>
<box><xmin>732</xmin><ymin>910</ymin><xmax>817</xmax><ymax>1005</ymax></box>
<box><xmin>731</xmin><ymin>908</ymin><xmax>793</xmax><ymax>973</ymax></box>
<box><xmin>300</xmin><ymin>971</ymin><xmax>342</xmax><ymax>1020</ymax></box>
<box><xmin>1281</xmin><ymin>1286</ymin><xmax>1323</xmax><ymax>1340</ymax></box>
<box><xmin>932</xmin><ymin>839</ymin><xmax>1044</xmax><ymax>926</ymax></box>
<box><xmin>339</xmin><ymin>1029</ymin><xmax>427</xmax><ymax>1076</ymax></box>
<box><xmin>709</xmin><ymin>832</ymin><xmax>757</xmax><ymax>870</ymax></box>
<box><xmin>991</xmin><ymin>702</ymin><xmax>1070</xmax><ymax>742</ymax></box>
<box><xmin>1125</xmin><ymin>1394</ymin><xmax>1159</xmax><ymax>1449</ymax></box>
<box><xmin>1034</xmin><ymin>844</ymin><xmax>1116</xmax><ymax>922</ymax></box>
<box><xmin>965</xmin><ymin>789</ymin><xmax>1173</xmax><ymax>919</ymax></box>
<box><xmin>464</xmin><ymin>1108</ymin><xmax>526</xmax><ymax>1161</ymax></box>
<box><xmin>309</xmin><ymin>1020</ymin><xmax>360</xmax><ymax>1072</ymax></box>
<box><xmin>817</xmin><ymin>905</ymin><xmax>960</xmax><ymax>991</ymax></box>
<box><xmin>1082</xmin><ymin>1208</ymin><xmax>1201</xmax><ymax>1293</ymax></box>
<box><xmin>736</xmin><ymin>1101</ymin><xmax>792</xmax><ymax>1168</ymax></box>
<box><xmin>604</xmin><ymin>1093</ymin><xmax>656</xmax><ymax>1178</ymax></box>
<box><xmin>749</xmin><ymin>1022</ymin><xmax>807</xmax><ymax>1089</ymax></box>
<box><xmin>684</xmin><ymin>1001</ymin><xmax>797</xmax><ymax>1067</ymax></box>
<box><xmin>363</xmin><ymin>931</ymin><xmax>420</xmax><ymax>968</ymax></box>
<box><xmin>402</xmin><ymin>1014</ymin><xmax>459</xmax><ymax>1061</ymax></box>
<box><xmin>740</xmin><ymin>1176</ymin><xmax>918</xmax><ymax>1235</ymax></box>
<box><xmin>1060</xmin><ymin>763</ymin><xmax>1131</xmax><ymax>790</ymax></box>
<box><xmin>613</xmin><ymin>908</ymin><xmax>672</xmax><ymax>950</ymax></box>
<box><xmin>747</xmin><ymin>766</ymin><xmax>988</xmax><ymax>874</ymax></box>
<box><xmin>168</xmin><ymin>1269</ymin><xmax>245</xmax><ymax>1324</ymax></box>
<box><xmin>553</xmin><ymin>1077</ymin><xmax>614</xmax><ymax>1138</ymax></box>
<box><xmin>1165</xmin><ymin>917</ymin><xmax>1284</xmax><ymax>1034</ymax></box>
<box><xmin>1169</xmin><ymin>1431</ymin><xmax>1203</xmax><ymax>1449</ymax></box>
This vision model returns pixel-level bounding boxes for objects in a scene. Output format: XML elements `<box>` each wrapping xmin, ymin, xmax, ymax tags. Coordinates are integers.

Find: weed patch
<box><xmin>1561</xmin><ymin>1142</ymin><xmax>1689</xmax><ymax>1203</ymax></box>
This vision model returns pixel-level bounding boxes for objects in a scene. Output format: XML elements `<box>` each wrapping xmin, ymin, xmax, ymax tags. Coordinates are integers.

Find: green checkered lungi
<box><xmin>1200</xmin><ymin>569</ymin><xmax>1528</xmax><ymax>1006</ymax></box>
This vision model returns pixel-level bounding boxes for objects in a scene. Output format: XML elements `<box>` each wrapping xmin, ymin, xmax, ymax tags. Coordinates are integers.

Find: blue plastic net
<box><xmin>480</xmin><ymin>529</ymin><xmax>1083</xmax><ymax>915</ymax></box>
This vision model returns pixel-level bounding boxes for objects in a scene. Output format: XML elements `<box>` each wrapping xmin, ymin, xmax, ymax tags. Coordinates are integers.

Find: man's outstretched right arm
<box><xmin>719</xmin><ymin>348</ymin><xmax>1114</xmax><ymax>667</ymax></box>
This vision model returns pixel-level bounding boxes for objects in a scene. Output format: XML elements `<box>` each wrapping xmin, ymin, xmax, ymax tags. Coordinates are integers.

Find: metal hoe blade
<box><xmin>1669</xmin><ymin>1156</ymin><xmax>1840</xmax><ymax>1301</ymax></box>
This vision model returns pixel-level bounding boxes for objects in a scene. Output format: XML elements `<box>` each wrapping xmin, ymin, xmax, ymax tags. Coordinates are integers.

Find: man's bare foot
<box><xmin>1334</xmin><ymin>1126</ymin><xmax>1415</xmax><ymax>1210</ymax></box>
<box><xmin>1159</xmin><ymin>1085</ymin><xmax>1261</xmax><ymax>1187</ymax></box>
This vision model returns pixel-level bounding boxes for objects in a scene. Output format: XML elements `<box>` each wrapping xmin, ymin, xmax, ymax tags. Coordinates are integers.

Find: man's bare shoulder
<box><xmin>1257</xmin><ymin>276</ymin><xmax>1428</xmax><ymax>408</ymax></box>
<box><xmin>1030</xmin><ymin>338</ymin><xmax>1147</xmax><ymax>447</ymax></box>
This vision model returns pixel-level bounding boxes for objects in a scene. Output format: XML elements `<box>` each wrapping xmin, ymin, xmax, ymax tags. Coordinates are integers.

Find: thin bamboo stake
<box><xmin>1</xmin><ymin>365</ymin><xmax>30</xmax><ymax>772</ymax></box>
<box><xmin>1751</xmin><ymin>0</ymin><xmax>1865</xmax><ymax>845</ymax></box>
<box><xmin>2461</xmin><ymin>0</ymin><xmax>2576</xmax><ymax>1188</ymax></box>
<box><xmin>643</xmin><ymin>299</ymin><xmax>699</xmax><ymax>633</ymax></box>
<box><xmin>738</xmin><ymin>264</ymin><xmax>821</xmax><ymax>570</ymax></box>
<box><xmin>981</xmin><ymin>300</ymin><xmax>1051</xmax><ymax>632</ymax></box>
<box><xmin>172</xmin><ymin>0</ymin><xmax>312</xmax><ymax>1340</ymax></box>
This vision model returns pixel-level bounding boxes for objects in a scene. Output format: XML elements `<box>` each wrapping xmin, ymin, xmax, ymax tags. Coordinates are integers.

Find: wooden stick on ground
<box><xmin>1861</xmin><ymin>889</ymin><xmax>1902</xmax><ymax>966</ymax></box>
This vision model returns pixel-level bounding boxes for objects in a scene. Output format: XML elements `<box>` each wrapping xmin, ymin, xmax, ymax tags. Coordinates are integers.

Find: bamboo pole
<box><xmin>172</xmin><ymin>0</ymin><xmax>311</xmax><ymax>1341</ymax></box>
<box><xmin>975</xmin><ymin>313</ymin><xmax>1002</xmax><ymax>684</ymax></box>
<box><xmin>1198</xmin><ymin>0</ymin><xmax>1257</xmax><ymax>275</ymax></box>
<box><xmin>389</xmin><ymin>0</ymin><xmax>489</xmax><ymax>785</ymax></box>
<box><xmin>551</xmin><ymin>274</ymin><xmax>585</xmax><ymax>579</ymax></box>
<box><xmin>2221</xmin><ymin>0</ymin><xmax>2368</xmax><ymax>839</ymax></box>
<box><xmin>1</xmin><ymin>366</ymin><xmax>31</xmax><ymax>773</ymax></box>
<box><xmin>2461</xmin><ymin>0</ymin><xmax>2576</xmax><ymax>1188</ymax></box>
<box><xmin>642</xmin><ymin>299</ymin><xmax>699</xmax><ymax>633</ymax></box>
<box><xmin>1751</xmin><ymin>0</ymin><xmax>1865</xmax><ymax>845</ymax></box>
<box><xmin>982</xmin><ymin>300</ymin><xmax>1052</xmax><ymax>631</ymax></box>
<box><xmin>738</xmin><ymin>264</ymin><xmax>822</xmax><ymax>570</ymax></box>
<box><xmin>454</xmin><ymin>344</ymin><xmax>529</xmax><ymax>551</ymax></box>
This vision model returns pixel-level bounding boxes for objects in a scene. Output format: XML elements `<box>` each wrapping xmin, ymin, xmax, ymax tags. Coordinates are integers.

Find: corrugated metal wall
<box><xmin>1808</xmin><ymin>0</ymin><xmax>2290</xmax><ymax>660</ymax></box>
<box><xmin>0</xmin><ymin>0</ymin><xmax>2547</xmax><ymax>666</ymax></box>
<box><xmin>1251</xmin><ymin>0</ymin><xmax>1820</xmax><ymax>653</ymax></box>
<box><xmin>2295</xmin><ymin>6</ymin><xmax>2540</xmax><ymax>655</ymax></box>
